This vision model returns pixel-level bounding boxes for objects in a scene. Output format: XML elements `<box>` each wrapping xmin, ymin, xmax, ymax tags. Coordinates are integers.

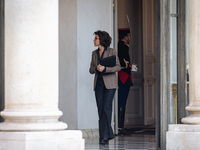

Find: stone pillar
<box><xmin>167</xmin><ymin>0</ymin><xmax>200</xmax><ymax>149</ymax></box>
<box><xmin>0</xmin><ymin>1</ymin><xmax>84</xmax><ymax>149</ymax></box>
<box><xmin>181</xmin><ymin>0</ymin><xmax>200</xmax><ymax>124</ymax></box>
<box><xmin>1</xmin><ymin>0</ymin><xmax>66</xmax><ymax>131</ymax></box>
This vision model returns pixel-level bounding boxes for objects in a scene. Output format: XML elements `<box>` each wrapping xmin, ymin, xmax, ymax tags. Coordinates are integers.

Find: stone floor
<box><xmin>85</xmin><ymin>133</ymin><xmax>156</xmax><ymax>150</ymax></box>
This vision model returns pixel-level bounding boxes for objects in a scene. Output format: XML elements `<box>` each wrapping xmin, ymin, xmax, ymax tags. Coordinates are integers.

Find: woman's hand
<box><xmin>97</xmin><ymin>64</ymin><xmax>105</xmax><ymax>72</ymax></box>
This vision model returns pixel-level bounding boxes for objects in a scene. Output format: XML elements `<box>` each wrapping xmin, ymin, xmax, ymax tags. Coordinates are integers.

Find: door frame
<box><xmin>114</xmin><ymin>0</ymin><xmax>158</xmax><ymax>132</ymax></box>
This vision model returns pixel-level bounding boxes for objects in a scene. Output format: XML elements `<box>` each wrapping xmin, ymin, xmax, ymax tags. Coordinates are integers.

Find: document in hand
<box><xmin>100</xmin><ymin>55</ymin><xmax>116</xmax><ymax>67</ymax></box>
<box><xmin>131</xmin><ymin>64</ymin><xmax>138</xmax><ymax>72</ymax></box>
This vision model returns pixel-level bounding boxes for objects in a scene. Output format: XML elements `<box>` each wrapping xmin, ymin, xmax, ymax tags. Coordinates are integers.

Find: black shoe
<box><xmin>118</xmin><ymin>129</ymin><xmax>131</xmax><ymax>135</ymax></box>
<box><xmin>99</xmin><ymin>138</ymin><xmax>109</xmax><ymax>144</ymax></box>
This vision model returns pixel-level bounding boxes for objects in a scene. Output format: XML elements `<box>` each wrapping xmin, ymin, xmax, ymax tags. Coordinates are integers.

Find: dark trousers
<box><xmin>118</xmin><ymin>78</ymin><xmax>130</xmax><ymax>107</ymax></box>
<box><xmin>118</xmin><ymin>78</ymin><xmax>130</xmax><ymax>129</ymax></box>
<box><xmin>95</xmin><ymin>77</ymin><xmax>115</xmax><ymax>141</ymax></box>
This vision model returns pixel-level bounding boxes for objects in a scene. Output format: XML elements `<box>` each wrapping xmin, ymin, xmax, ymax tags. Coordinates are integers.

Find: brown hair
<box><xmin>94</xmin><ymin>30</ymin><xmax>112</xmax><ymax>47</ymax></box>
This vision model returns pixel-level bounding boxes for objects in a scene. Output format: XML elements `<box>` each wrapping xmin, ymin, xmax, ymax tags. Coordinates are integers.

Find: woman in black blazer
<box><xmin>89</xmin><ymin>30</ymin><xmax>121</xmax><ymax>144</ymax></box>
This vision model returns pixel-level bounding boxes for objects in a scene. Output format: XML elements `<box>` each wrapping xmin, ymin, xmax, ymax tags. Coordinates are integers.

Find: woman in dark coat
<box><xmin>89</xmin><ymin>30</ymin><xmax>121</xmax><ymax>144</ymax></box>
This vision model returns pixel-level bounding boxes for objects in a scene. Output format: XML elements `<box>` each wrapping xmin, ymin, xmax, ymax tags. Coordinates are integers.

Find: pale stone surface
<box><xmin>0</xmin><ymin>1</ymin><xmax>84</xmax><ymax>149</ymax></box>
<box><xmin>81</xmin><ymin>129</ymin><xmax>99</xmax><ymax>138</ymax></box>
<box><xmin>169</xmin><ymin>124</ymin><xmax>200</xmax><ymax>132</ymax></box>
<box><xmin>0</xmin><ymin>130</ymin><xmax>85</xmax><ymax>150</ymax></box>
<box><xmin>167</xmin><ymin>1</ymin><xmax>200</xmax><ymax>149</ymax></box>
<box><xmin>0</xmin><ymin>122</ymin><xmax>67</xmax><ymax>131</ymax></box>
<box><xmin>0</xmin><ymin>0</ymin><xmax>67</xmax><ymax>131</ymax></box>
<box><xmin>5</xmin><ymin>0</ymin><xmax>59</xmax><ymax>110</ymax></box>
<box><xmin>181</xmin><ymin>0</ymin><xmax>200</xmax><ymax>124</ymax></box>
<box><xmin>167</xmin><ymin>125</ymin><xmax>200</xmax><ymax>150</ymax></box>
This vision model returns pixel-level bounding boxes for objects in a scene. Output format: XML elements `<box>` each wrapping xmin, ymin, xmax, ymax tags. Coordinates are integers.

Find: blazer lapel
<box><xmin>102</xmin><ymin>48</ymin><xmax>112</xmax><ymax>59</ymax></box>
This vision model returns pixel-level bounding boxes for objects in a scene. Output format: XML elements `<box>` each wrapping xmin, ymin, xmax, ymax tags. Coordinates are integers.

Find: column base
<box><xmin>0</xmin><ymin>122</ymin><xmax>67</xmax><ymax>131</ymax></box>
<box><xmin>81</xmin><ymin>129</ymin><xmax>99</xmax><ymax>138</ymax></box>
<box><xmin>167</xmin><ymin>124</ymin><xmax>200</xmax><ymax>150</ymax></box>
<box><xmin>0</xmin><ymin>130</ymin><xmax>85</xmax><ymax>150</ymax></box>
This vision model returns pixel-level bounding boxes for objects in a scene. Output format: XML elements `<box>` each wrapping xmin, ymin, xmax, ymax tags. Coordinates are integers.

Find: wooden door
<box><xmin>142</xmin><ymin>0</ymin><xmax>156</xmax><ymax>125</ymax></box>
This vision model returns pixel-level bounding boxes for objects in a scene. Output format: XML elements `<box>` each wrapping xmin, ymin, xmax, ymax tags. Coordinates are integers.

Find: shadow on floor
<box><xmin>124</xmin><ymin>127</ymin><xmax>156</xmax><ymax>135</ymax></box>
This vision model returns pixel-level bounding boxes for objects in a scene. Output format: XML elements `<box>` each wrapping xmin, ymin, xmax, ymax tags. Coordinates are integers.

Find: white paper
<box><xmin>131</xmin><ymin>64</ymin><xmax>138</xmax><ymax>72</ymax></box>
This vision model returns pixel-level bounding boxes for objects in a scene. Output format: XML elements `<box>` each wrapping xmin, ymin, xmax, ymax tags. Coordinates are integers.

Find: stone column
<box><xmin>167</xmin><ymin>0</ymin><xmax>200</xmax><ymax>149</ymax></box>
<box><xmin>0</xmin><ymin>1</ymin><xmax>84</xmax><ymax>149</ymax></box>
<box><xmin>181</xmin><ymin>0</ymin><xmax>200</xmax><ymax>124</ymax></box>
<box><xmin>0</xmin><ymin>0</ymin><xmax>66</xmax><ymax>131</ymax></box>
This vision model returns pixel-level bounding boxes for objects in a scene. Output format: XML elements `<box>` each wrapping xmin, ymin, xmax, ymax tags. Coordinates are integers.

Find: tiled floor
<box><xmin>85</xmin><ymin>133</ymin><xmax>156</xmax><ymax>150</ymax></box>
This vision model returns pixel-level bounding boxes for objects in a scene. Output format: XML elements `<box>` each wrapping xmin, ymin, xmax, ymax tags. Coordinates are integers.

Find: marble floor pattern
<box><xmin>85</xmin><ymin>133</ymin><xmax>156</xmax><ymax>150</ymax></box>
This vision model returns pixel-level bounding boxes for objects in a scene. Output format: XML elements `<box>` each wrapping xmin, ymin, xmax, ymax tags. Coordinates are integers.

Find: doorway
<box><xmin>116</xmin><ymin>0</ymin><xmax>157</xmax><ymax>131</ymax></box>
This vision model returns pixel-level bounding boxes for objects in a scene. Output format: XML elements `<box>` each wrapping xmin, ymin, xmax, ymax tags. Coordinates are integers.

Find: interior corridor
<box><xmin>85</xmin><ymin>130</ymin><xmax>156</xmax><ymax>150</ymax></box>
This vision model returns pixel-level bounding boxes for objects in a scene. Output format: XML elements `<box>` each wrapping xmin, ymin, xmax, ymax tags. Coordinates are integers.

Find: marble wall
<box><xmin>59</xmin><ymin>0</ymin><xmax>113</xmax><ymax>129</ymax></box>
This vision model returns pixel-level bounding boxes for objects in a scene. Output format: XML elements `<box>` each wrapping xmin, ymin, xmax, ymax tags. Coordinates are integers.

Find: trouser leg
<box><xmin>95</xmin><ymin>78</ymin><xmax>105</xmax><ymax>141</ymax></box>
<box><xmin>118</xmin><ymin>78</ymin><xmax>130</xmax><ymax>130</ymax></box>
<box><xmin>102</xmin><ymin>88</ymin><xmax>115</xmax><ymax>140</ymax></box>
<box><xmin>95</xmin><ymin>78</ymin><xmax>115</xmax><ymax>141</ymax></box>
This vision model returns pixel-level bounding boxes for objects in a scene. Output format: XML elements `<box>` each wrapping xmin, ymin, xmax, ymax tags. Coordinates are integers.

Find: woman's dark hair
<box><xmin>94</xmin><ymin>30</ymin><xmax>112</xmax><ymax>47</ymax></box>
